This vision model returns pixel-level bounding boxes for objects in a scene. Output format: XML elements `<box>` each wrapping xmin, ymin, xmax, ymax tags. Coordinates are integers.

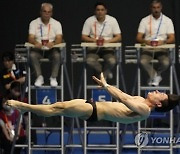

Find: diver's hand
<box><xmin>5</xmin><ymin>100</ymin><xmax>25</xmax><ymax>114</ymax></box>
<box><xmin>92</xmin><ymin>73</ymin><xmax>107</xmax><ymax>87</ymax></box>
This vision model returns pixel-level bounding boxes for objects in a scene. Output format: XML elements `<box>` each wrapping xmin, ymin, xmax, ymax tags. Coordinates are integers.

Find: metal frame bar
<box><xmin>136</xmin><ymin>46</ymin><xmax>175</xmax><ymax>154</ymax></box>
<box><xmin>26</xmin><ymin>45</ymin><xmax>65</xmax><ymax>154</ymax></box>
<box><xmin>82</xmin><ymin>45</ymin><xmax>121</xmax><ymax>154</ymax></box>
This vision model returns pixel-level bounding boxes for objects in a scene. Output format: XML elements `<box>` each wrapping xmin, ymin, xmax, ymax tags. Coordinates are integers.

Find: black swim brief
<box><xmin>85</xmin><ymin>100</ymin><xmax>98</xmax><ymax>122</ymax></box>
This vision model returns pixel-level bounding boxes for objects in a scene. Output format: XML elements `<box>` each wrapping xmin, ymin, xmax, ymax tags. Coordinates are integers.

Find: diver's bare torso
<box><xmin>96</xmin><ymin>96</ymin><xmax>151</xmax><ymax>124</ymax></box>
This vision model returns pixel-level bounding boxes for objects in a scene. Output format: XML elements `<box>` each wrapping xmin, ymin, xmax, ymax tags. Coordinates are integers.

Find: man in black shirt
<box><xmin>0</xmin><ymin>52</ymin><xmax>26</xmax><ymax>91</ymax></box>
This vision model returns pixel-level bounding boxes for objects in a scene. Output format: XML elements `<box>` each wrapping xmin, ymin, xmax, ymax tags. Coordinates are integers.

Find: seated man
<box><xmin>136</xmin><ymin>0</ymin><xmax>175</xmax><ymax>86</ymax></box>
<box><xmin>6</xmin><ymin>73</ymin><xmax>179</xmax><ymax>124</ymax></box>
<box><xmin>28</xmin><ymin>3</ymin><xmax>63</xmax><ymax>87</ymax></box>
<box><xmin>82</xmin><ymin>2</ymin><xmax>121</xmax><ymax>79</ymax></box>
<box><xmin>0</xmin><ymin>52</ymin><xmax>26</xmax><ymax>91</ymax></box>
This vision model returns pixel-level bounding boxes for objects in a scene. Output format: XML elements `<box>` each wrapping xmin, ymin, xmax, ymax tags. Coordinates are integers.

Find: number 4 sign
<box><xmin>36</xmin><ymin>89</ymin><xmax>57</xmax><ymax>104</ymax></box>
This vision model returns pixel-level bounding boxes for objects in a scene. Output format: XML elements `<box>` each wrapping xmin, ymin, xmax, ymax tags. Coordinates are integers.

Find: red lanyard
<box><xmin>149</xmin><ymin>15</ymin><xmax>163</xmax><ymax>39</ymax></box>
<box><xmin>3</xmin><ymin>112</ymin><xmax>11</xmax><ymax>129</ymax></box>
<box><xmin>93</xmin><ymin>21</ymin><xmax>106</xmax><ymax>39</ymax></box>
<box><xmin>149</xmin><ymin>16</ymin><xmax>152</xmax><ymax>37</ymax></box>
<box><xmin>48</xmin><ymin>24</ymin><xmax>51</xmax><ymax>39</ymax></box>
<box><xmin>94</xmin><ymin>22</ymin><xmax>97</xmax><ymax>39</ymax></box>
<box><xmin>40</xmin><ymin>24</ymin><xmax>51</xmax><ymax>39</ymax></box>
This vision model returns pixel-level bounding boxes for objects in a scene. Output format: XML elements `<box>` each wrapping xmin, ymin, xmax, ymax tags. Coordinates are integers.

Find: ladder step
<box><xmin>87</xmin><ymin>85</ymin><xmax>117</xmax><ymax>89</ymax></box>
<box><xmin>15</xmin><ymin>144</ymin><xmax>28</xmax><ymax>147</ymax></box>
<box><xmin>86</xmin><ymin>147</ymin><xmax>118</xmax><ymax>150</ymax></box>
<box><xmin>31</xmin><ymin>145</ymin><xmax>62</xmax><ymax>150</ymax></box>
<box><xmin>172</xmin><ymin>145</ymin><xmax>180</xmax><ymax>148</ymax></box>
<box><xmin>123</xmin><ymin>145</ymin><xmax>172</xmax><ymax>150</ymax></box>
<box><xmin>139</xmin><ymin>128</ymin><xmax>170</xmax><ymax>131</ymax></box>
<box><xmin>86</xmin><ymin>127</ymin><xmax>118</xmax><ymax>130</ymax></box>
<box><xmin>32</xmin><ymin>145</ymin><xmax>62</xmax><ymax>147</ymax></box>
<box><xmin>125</xmin><ymin>55</ymin><xmax>137</xmax><ymax>58</ymax></box>
<box><xmin>31</xmin><ymin>127</ymin><xmax>62</xmax><ymax>130</ymax></box>
<box><xmin>125</xmin><ymin>50</ymin><xmax>136</xmax><ymax>53</ymax></box>
<box><xmin>140</xmin><ymin>146</ymin><xmax>170</xmax><ymax>151</ymax></box>
<box><xmin>140</xmin><ymin>86</ymin><xmax>170</xmax><ymax>90</ymax></box>
<box><xmin>125</xmin><ymin>60</ymin><xmax>137</xmax><ymax>64</ymax></box>
<box><xmin>31</xmin><ymin>86</ymin><xmax>62</xmax><ymax>89</ymax></box>
<box><xmin>65</xmin><ymin>144</ymin><xmax>83</xmax><ymax>148</ymax></box>
<box><xmin>140</xmin><ymin>148</ymin><xmax>170</xmax><ymax>151</ymax></box>
<box><xmin>87</xmin><ymin>144</ymin><xmax>117</xmax><ymax>150</ymax></box>
<box><xmin>123</xmin><ymin>145</ymin><xmax>137</xmax><ymax>148</ymax></box>
<box><xmin>31</xmin><ymin>147</ymin><xmax>62</xmax><ymax>151</ymax></box>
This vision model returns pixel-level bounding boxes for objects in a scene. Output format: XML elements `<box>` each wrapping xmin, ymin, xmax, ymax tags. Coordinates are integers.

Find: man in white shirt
<box><xmin>136</xmin><ymin>0</ymin><xmax>175</xmax><ymax>86</ymax></box>
<box><xmin>28</xmin><ymin>3</ymin><xmax>63</xmax><ymax>87</ymax></box>
<box><xmin>82</xmin><ymin>2</ymin><xmax>121</xmax><ymax>79</ymax></box>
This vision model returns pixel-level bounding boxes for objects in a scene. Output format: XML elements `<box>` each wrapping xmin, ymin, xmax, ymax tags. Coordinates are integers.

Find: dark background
<box><xmin>0</xmin><ymin>0</ymin><xmax>180</xmax><ymax>99</ymax></box>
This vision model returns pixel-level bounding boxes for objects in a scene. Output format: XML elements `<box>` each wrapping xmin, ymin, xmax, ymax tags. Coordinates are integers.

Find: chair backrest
<box><xmin>71</xmin><ymin>44</ymin><xmax>119</xmax><ymax>63</ymax></box>
<box><xmin>124</xmin><ymin>46</ymin><xmax>138</xmax><ymax>64</ymax></box>
<box><xmin>125</xmin><ymin>46</ymin><xmax>159</xmax><ymax>64</ymax></box>
<box><xmin>71</xmin><ymin>44</ymin><xmax>84</xmax><ymax>63</ymax></box>
<box><xmin>16</xmin><ymin>43</ymin><xmax>66</xmax><ymax>63</ymax></box>
<box><xmin>15</xmin><ymin>44</ymin><xmax>28</xmax><ymax>63</ymax></box>
<box><xmin>15</xmin><ymin>44</ymin><xmax>50</xmax><ymax>63</ymax></box>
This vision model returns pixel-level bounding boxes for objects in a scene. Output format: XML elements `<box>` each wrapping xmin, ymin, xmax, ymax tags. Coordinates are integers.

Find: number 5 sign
<box><xmin>92</xmin><ymin>89</ymin><xmax>112</xmax><ymax>102</ymax></box>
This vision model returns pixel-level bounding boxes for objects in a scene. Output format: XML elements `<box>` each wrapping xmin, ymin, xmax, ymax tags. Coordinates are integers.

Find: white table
<box><xmin>24</xmin><ymin>42</ymin><xmax>66</xmax><ymax>63</ymax></box>
<box><xmin>80</xmin><ymin>42</ymin><xmax>122</xmax><ymax>63</ymax></box>
<box><xmin>135</xmin><ymin>43</ymin><xmax>175</xmax><ymax>49</ymax></box>
<box><xmin>135</xmin><ymin>43</ymin><xmax>175</xmax><ymax>62</ymax></box>
<box><xmin>25</xmin><ymin>42</ymin><xmax>66</xmax><ymax>48</ymax></box>
<box><xmin>81</xmin><ymin>42</ymin><xmax>121</xmax><ymax>48</ymax></box>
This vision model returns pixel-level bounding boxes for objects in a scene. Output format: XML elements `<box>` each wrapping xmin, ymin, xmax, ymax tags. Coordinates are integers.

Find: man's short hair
<box><xmin>94</xmin><ymin>1</ymin><xmax>107</xmax><ymax>9</ymax></box>
<box><xmin>41</xmin><ymin>3</ymin><xmax>53</xmax><ymax>11</ymax></box>
<box><xmin>151</xmin><ymin>0</ymin><xmax>162</xmax><ymax>6</ymax></box>
<box><xmin>155</xmin><ymin>94</ymin><xmax>180</xmax><ymax>112</ymax></box>
<box><xmin>2</xmin><ymin>52</ymin><xmax>15</xmax><ymax>61</ymax></box>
